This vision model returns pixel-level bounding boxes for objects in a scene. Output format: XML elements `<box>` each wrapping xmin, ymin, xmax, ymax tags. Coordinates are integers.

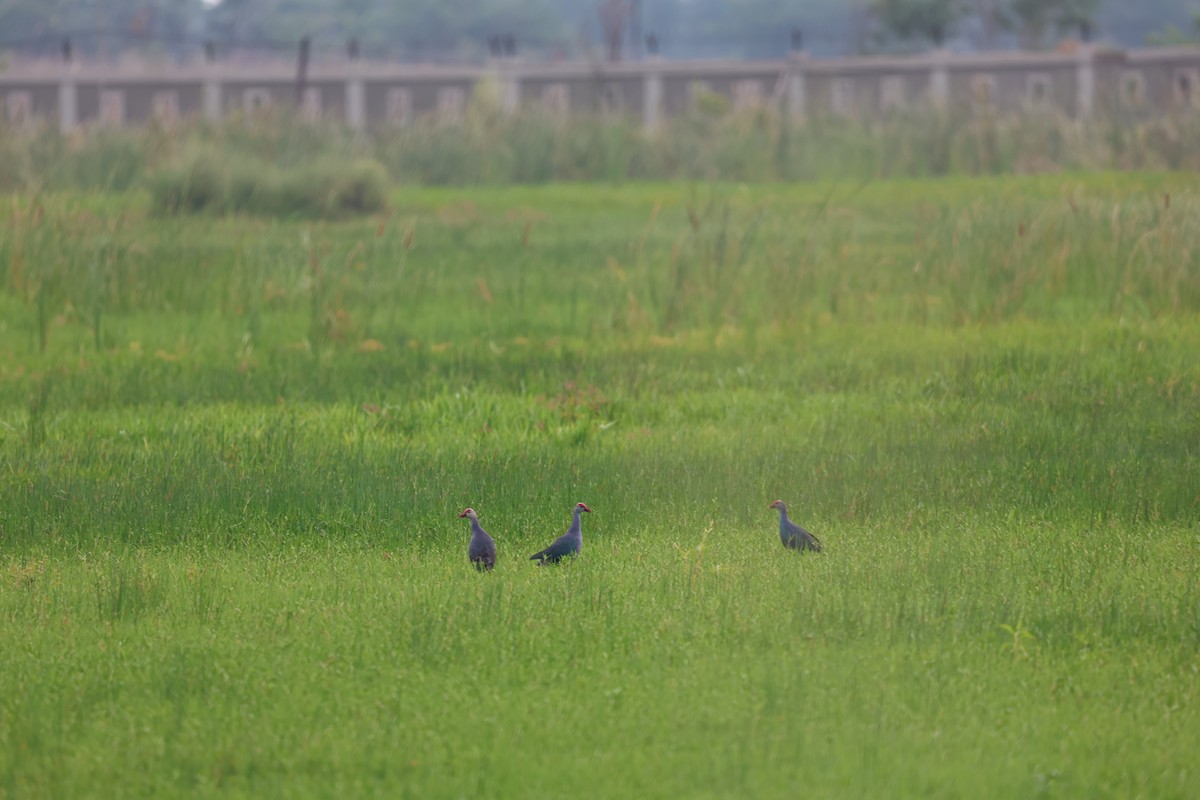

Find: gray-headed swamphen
<box><xmin>768</xmin><ymin>500</ymin><xmax>822</xmax><ymax>552</ymax></box>
<box><xmin>530</xmin><ymin>502</ymin><xmax>591</xmax><ymax>565</ymax></box>
<box><xmin>458</xmin><ymin>507</ymin><xmax>498</xmax><ymax>571</ymax></box>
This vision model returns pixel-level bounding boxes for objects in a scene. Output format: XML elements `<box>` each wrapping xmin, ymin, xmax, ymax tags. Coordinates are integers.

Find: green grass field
<box><xmin>1</xmin><ymin>174</ymin><xmax>1198</xmax><ymax>798</ymax></box>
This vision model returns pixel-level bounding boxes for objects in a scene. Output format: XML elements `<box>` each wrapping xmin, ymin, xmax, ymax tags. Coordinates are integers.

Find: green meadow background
<box><xmin>1</xmin><ymin>173</ymin><xmax>1198</xmax><ymax>797</ymax></box>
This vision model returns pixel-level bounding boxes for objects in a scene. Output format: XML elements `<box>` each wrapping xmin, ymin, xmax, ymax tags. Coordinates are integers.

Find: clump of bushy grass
<box><xmin>327</xmin><ymin>158</ymin><xmax>390</xmax><ymax>215</ymax></box>
<box><xmin>149</xmin><ymin>147</ymin><xmax>389</xmax><ymax>218</ymax></box>
<box><xmin>147</xmin><ymin>146</ymin><xmax>229</xmax><ymax>214</ymax></box>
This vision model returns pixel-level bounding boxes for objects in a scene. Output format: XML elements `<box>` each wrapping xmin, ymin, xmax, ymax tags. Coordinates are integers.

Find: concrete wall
<box><xmin>3</xmin><ymin>47</ymin><xmax>1199</xmax><ymax>134</ymax></box>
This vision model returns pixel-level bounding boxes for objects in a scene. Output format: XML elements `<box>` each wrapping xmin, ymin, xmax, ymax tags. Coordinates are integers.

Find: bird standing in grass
<box><xmin>458</xmin><ymin>508</ymin><xmax>497</xmax><ymax>571</ymax></box>
<box><xmin>530</xmin><ymin>502</ymin><xmax>591</xmax><ymax>565</ymax></box>
<box><xmin>768</xmin><ymin>500</ymin><xmax>822</xmax><ymax>552</ymax></box>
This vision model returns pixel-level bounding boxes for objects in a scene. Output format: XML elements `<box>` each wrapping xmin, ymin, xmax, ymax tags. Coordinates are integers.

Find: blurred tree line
<box><xmin>0</xmin><ymin>0</ymin><xmax>1195</xmax><ymax>61</ymax></box>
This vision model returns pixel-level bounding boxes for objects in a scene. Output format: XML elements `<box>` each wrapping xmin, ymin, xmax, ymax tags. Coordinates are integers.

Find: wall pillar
<box><xmin>203</xmin><ymin>69</ymin><xmax>223</xmax><ymax>122</ymax></box>
<box><xmin>58</xmin><ymin>73</ymin><xmax>77</xmax><ymax>133</ymax></box>
<box><xmin>1076</xmin><ymin>45</ymin><xmax>1095</xmax><ymax>119</ymax></box>
<box><xmin>346</xmin><ymin>68</ymin><xmax>366</xmax><ymax>130</ymax></box>
<box><xmin>786</xmin><ymin>52</ymin><xmax>808</xmax><ymax>119</ymax></box>
<box><xmin>501</xmin><ymin>61</ymin><xmax>521</xmax><ymax>113</ymax></box>
<box><xmin>643</xmin><ymin>57</ymin><xmax>664</xmax><ymax>133</ymax></box>
<box><xmin>928</xmin><ymin>49</ymin><xmax>950</xmax><ymax>109</ymax></box>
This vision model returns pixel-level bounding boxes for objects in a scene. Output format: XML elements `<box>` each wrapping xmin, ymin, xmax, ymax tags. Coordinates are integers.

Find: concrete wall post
<box><xmin>501</xmin><ymin>61</ymin><xmax>521</xmax><ymax>113</ymax></box>
<box><xmin>346</xmin><ymin>67</ymin><xmax>366</xmax><ymax>130</ymax></box>
<box><xmin>58</xmin><ymin>73</ymin><xmax>77</xmax><ymax>133</ymax></box>
<box><xmin>643</xmin><ymin>57</ymin><xmax>664</xmax><ymax>133</ymax></box>
<box><xmin>203</xmin><ymin>68</ymin><xmax>222</xmax><ymax>122</ymax></box>
<box><xmin>786</xmin><ymin>52</ymin><xmax>808</xmax><ymax>119</ymax></box>
<box><xmin>929</xmin><ymin>49</ymin><xmax>950</xmax><ymax>109</ymax></box>
<box><xmin>1076</xmin><ymin>45</ymin><xmax>1095</xmax><ymax>118</ymax></box>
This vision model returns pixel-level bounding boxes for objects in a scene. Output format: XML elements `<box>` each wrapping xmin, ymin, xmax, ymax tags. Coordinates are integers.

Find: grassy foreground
<box><xmin>1</xmin><ymin>175</ymin><xmax>1198</xmax><ymax>798</ymax></box>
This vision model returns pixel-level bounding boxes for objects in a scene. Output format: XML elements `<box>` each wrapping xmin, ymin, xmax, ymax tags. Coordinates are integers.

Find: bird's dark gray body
<box><xmin>770</xmin><ymin>501</ymin><xmax>822</xmax><ymax>552</ymax></box>
<box><xmin>459</xmin><ymin>509</ymin><xmax>497</xmax><ymax>571</ymax></box>
<box><xmin>531</xmin><ymin>503</ymin><xmax>591</xmax><ymax>564</ymax></box>
<box><xmin>468</xmin><ymin>521</ymin><xmax>497</xmax><ymax>570</ymax></box>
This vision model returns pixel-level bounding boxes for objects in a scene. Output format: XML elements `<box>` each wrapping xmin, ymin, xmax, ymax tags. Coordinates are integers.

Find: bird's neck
<box><xmin>569</xmin><ymin>510</ymin><xmax>583</xmax><ymax>534</ymax></box>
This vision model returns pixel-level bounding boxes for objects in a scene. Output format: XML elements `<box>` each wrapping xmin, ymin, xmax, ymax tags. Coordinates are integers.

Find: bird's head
<box><xmin>769</xmin><ymin>500</ymin><xmax>786</xmax><ymax>511</ymax></box>
<box><xmin>576</xmin><ymin>502</ymin><xmax>592</xmax><ymax>513</ymax></box>
<box><xmin>458</xmin><ymin>507</ymin><xmax>477</xmax><ymax>520</ymax></box>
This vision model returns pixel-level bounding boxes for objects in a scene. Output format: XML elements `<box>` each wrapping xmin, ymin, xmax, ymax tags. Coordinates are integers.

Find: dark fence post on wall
<box><xmin>296</xmin><ymin>36</ymin><xmax>312</xmax><ymax>106</ymax></box>
<box><xmin>786</xmin><ymin>28</ymin><xmax>807</xmax><ymax>120</ymax></box>
<box><xmin>630</xmin><ymin>0</ymin><xmax>643</xmax><ymax>60</ymax></box>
